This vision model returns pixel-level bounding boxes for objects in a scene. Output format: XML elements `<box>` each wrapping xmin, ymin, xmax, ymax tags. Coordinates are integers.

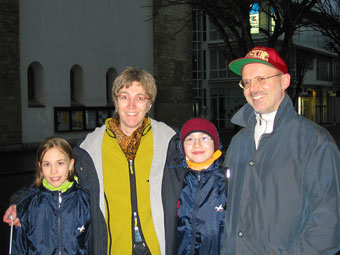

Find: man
<box><xmin>221</xmin><ymin>46</ymin><xmax>340</xmax><ymax>254</ymax></box>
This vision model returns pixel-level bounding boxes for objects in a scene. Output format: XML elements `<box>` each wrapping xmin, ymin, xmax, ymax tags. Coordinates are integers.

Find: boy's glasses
<box><xmin>239</xmin><ymin>73</ymin><xmax>282</xmax><ymax>89</ymax></box>
<box><xmin>184</xmin><ymin>136</ymin><xmax>213</xmax><ymax>145</ymax></box>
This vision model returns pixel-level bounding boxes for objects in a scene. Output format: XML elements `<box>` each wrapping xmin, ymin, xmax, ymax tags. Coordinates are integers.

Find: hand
<box><xmin>3</xmin><ymin>205</ymin><xmax>20</xmax><ymax>227</ymax></box>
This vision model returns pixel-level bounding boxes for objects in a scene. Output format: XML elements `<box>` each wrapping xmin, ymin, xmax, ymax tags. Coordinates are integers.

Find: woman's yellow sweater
<box><xmin>102</xmin><ymin>118</ymin><xmax>160</xmax><ymax>255</ymax></box>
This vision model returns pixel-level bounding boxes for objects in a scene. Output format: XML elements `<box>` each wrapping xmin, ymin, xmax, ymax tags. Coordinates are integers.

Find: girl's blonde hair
<box><xmin>34</xmin><ymin>136</ymin><xmax>75</xmax><ymax>187</ymax></box>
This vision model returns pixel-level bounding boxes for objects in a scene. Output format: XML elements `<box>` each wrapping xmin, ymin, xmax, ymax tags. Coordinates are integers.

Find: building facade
<box><xmin>152</xmin><ymin>0</ymin><xmax>193</xmax><ymax>128</ymax></box>
<box><xmin>192</xmin><ymin>6</ymin><xmax>340</xmax><ymax>134</ymax></box>
<box><xmin>3</xmin><ymin>1</ymin><xmax>338</xmax><ymax>149</ymax></box>
<box><xmin>0</xmin><ymin>0</ymin><xmax>193</xmax><ymax>149</ymax></box>
<box><xmin>0</xmin><ymin>0</ymin><xmax>21</xmax><ymax>148</ymax></box>
<box><xmin>20</xmin><ymin>0</ymin><xmax>154</xmax><ymax>146</ymax></box>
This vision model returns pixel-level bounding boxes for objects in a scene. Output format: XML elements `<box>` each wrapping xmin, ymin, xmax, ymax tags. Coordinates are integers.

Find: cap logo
<box><xmin>246</xmin><ymin>49</ymin><xmax>269</xmax><ymax>62</ymax></box>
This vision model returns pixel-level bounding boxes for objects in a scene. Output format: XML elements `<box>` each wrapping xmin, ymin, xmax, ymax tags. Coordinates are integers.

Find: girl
<box><xmin>13</xmin><ymin>136</ymin><xmax>90</xmax><ymax>255</ymax></box>
<box><xmin>162</xmin><ymin>118</ymin><xmax>227</xmax><ymax>255</ymax></box>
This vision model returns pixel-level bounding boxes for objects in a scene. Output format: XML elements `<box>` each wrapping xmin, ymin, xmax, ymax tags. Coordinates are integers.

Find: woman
<box><xmin>162</xmin><ymin>118</ymin><xmax>227</xmax><ymax>255</ymax></box>
<box><xmin>73</xmin><ymin>67</ymin><xmax>175</xmax><ymax>255</ymax></box>
<box><xmin>4</xmin><ymin>67</ymin><xmax>176</xmax><ymax>255</ymax></box>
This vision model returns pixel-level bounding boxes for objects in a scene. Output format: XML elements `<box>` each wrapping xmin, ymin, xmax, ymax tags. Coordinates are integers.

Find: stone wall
<box><xmin>153</xmin><ymin>0</ymin><xmax>193</xmax><ymax>130</ymax></box>
<box><xmin>0</xmin><ymin>0</ymin><xmax>21</xmax><ymax>149</ymax></box>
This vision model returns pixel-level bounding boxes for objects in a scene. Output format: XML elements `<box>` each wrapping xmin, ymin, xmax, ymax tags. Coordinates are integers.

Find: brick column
<box><xmin>0</xmin><ymin>0</ymin><xmax>21</xmax><ymax>148</ymax></box>
<box><xmin>153</xmin><ymin>0</ymin><xmax>193</xmax><ymax>130</ymax></box>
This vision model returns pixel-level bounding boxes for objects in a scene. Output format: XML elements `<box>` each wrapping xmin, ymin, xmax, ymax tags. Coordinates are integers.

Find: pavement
<box><xmin>0</xmin><ymin>150</ymin><xmax>35</xmax><ymax>253</ymax></box>
<box><xmin>0</xmin><ymin>125</ymin><xmax>340</xmax><ymax>254</ymax></box>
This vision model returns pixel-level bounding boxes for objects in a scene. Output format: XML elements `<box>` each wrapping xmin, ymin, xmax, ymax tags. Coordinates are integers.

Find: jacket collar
<box><xmin>231</xmin><ymin>95</ymin><xmax>297</xmax><ymax>133</ymax></box>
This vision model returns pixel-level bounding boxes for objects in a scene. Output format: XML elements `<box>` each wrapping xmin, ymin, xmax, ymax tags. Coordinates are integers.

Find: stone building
<box><xmin>0</xmin><ymin>0</ymin><xmax>192</xmax><ymax>150</ymax></box>
<box><xmin>0</xmin><ymin>0</ymin><xmax>21</xmax><ymax>148</ymax></box>
<box><xmin>153</xmin><ymin>0</ymin><xmax>193</xmax><ymax>127</ymax></box>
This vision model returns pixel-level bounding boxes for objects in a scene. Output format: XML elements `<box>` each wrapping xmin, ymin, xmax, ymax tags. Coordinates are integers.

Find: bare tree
<box><xmin>152</xmin><ymin>0</ymin><xmax>319</xmax><ymax>105</ymax></box>
<box><xmin>154</xmin><ymin>1</ymin><xmax>316</xmax><ymax>59</ymax></box>
<box><xmin>305</xmin><ymin>0</ymin><xmax>340</xmax><ymax>55</ymax></box>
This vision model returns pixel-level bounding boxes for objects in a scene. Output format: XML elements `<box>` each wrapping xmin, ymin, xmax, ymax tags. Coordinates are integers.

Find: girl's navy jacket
<box><xmin>13</xmin><ymin>182</ymin><xmax>90</xmax><ymax>255</ymax></box>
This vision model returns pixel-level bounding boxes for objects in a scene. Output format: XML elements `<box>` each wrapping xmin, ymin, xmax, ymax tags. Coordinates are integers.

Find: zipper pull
<box><xmin>58</xmin><ymin>192</ymin><xmax>62</xmax><ymax>208</ymax></box>
<box><xmin>133</xmin><ymin>212</ymin><xmax>142</xmax><ymax>242</ymax></box>
<box><xmin>198</xmin><ymin>173</ymin><xmax>201</xmax><ymax>183</ymax></box>
<box><xmin>129</xmin><ymin>160</ymin><xmax>134</xmax><ymax>174</ymax></box>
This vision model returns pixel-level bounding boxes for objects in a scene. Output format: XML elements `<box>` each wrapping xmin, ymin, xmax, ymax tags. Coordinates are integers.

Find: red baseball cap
<box><xmin>228</xmin><ymin>46</ymin><xmax>288</xmax><ymax>76</ymax></box>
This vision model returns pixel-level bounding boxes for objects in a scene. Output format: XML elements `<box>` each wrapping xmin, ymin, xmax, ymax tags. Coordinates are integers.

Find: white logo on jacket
<box><xmin>215</xmin><ymin>204</ymin><xmax>224</xmax><ymax>212</ymax></box>
<box><xmin>78</xmin><ymin>225</ymin><xmax>85</xmax><ymax>232</ymax></box>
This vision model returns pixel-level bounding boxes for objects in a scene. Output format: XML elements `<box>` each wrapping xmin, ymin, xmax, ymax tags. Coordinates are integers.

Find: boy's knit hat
<box><xmin>180</xmin><ymin>118</ymin><xmax>219</xmax><ymax>150</ymax></box>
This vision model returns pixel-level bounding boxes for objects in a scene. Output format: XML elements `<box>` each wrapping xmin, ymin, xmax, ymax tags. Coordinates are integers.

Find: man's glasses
<box><xmin>239</xmin><ymin>73</ymin><xmax>282</xmax><ymax>89</ymax></box>
<box><xmin>116</xmin><ymin>94</ymin><xmax>150</xmax><ymax>105</ymax></box>
<box><xmin>184</xmin><ymin>136</ymin><xmax>213</xmax><ymax>145</ymax></box>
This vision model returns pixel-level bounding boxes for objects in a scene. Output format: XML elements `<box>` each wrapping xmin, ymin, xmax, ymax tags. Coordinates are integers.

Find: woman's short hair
<box><xmin>112</xmin><ymin>67</ymin><xmax>157</xmax><ymax>109</ymax></box>
<box><xmin>34</xmin><ymin>136</ymin><xmax>75</xmax><ymax>187</ymax></box>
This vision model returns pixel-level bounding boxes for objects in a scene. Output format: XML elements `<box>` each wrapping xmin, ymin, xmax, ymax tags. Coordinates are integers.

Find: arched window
<box><xmin>27</xmin><ymin>62</ymin><xmax>44</xmax><ymax>107</ymax></box>
<box><xmin>106</xmin><ymin>67</ymin><xmax>117</xmax><ymax>105</ymax></box>
<box><xmin>70</xmin><ymin>65</ymin><xmax>84</xmax><ymax>105</ymax></box>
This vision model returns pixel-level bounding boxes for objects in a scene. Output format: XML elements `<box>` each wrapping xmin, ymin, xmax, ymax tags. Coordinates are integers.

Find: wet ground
<box><xmin>0</xmin><ymin>150</ymin><xmax>35</xmax><ymax>254</ymax></box>
<box><xmin>0</xmin><ymin>125</ymin><xmax>340</xmax><ymax>254</ymax></box>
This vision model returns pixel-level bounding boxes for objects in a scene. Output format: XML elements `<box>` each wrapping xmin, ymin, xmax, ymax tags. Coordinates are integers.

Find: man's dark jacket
<box><xmin>221</xmin><ymin>96</ymin><xmax>340</xmax><ymax>254</ymax></box>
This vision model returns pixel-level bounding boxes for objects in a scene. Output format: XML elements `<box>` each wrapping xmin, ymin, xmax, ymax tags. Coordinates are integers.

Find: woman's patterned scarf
<box><xmin>108</xmin><ymin>115</ymin><xmax>148</xmax><ymax>160</ymax></box>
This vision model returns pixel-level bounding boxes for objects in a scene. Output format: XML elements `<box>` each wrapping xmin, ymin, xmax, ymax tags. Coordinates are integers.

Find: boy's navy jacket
<box><xmin>13</xmin><ymin>182</ymin><xmax>91</xmax><ymax>255</ymax></box>
<box><xmin>162</xmin><ymin>133</ymin><xmax>227</xmax><ymax>255</ymax></box>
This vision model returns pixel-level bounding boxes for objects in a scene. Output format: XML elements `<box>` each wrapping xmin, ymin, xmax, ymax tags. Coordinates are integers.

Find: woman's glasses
<box><xmin>116</xmin><ymin>94</ymin><xmax>150</xmax><ymax>105</ymax></box>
